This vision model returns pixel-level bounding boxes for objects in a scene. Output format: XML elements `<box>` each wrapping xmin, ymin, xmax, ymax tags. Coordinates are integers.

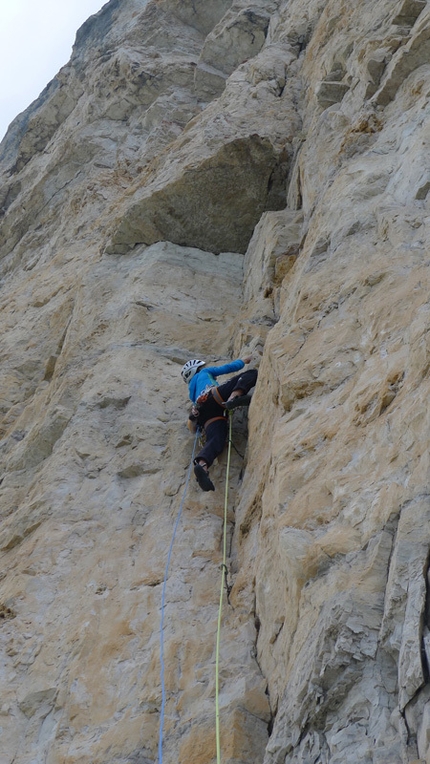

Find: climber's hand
<box><xmin>189</xmin><ymin>405</ymin><xmax>199</xmax><ymax>420</ymax></box>
<box><xmin>187</xmin><ymin>418</ymin><xmax>197</xmax><ymax>433</ymax></box>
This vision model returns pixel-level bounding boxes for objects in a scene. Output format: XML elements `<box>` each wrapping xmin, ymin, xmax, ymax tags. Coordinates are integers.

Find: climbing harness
<box><xmin>195</xmin><ymin>387</ymin><xmax>213</xmax><ymax>407</ymax></box>
<box><xmin>211</xmin><ymin>386</ymin><xmax>225</xmax><ymax>407</ymax></box>
<box><xmin>204</xmin><ymin>415</ymin><xmax>228</xmax><ymax>429</ymax></box>
<box><xmin>195</xmin><ymin>384</ymin><xmax>224</xmax><ymax>410</ymax></box>
<box><xmin>215</xmin><ymin>412</ymin><xmax>233</xmax><ymax>764</ymax></box>
<box><xmin>158</xmin><ymin>429</ymin><xmax>199</xmax><ymax>764</ymax></box>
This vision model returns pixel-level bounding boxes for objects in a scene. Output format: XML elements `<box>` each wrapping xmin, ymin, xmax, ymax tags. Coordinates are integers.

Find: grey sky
<box><xmin>0</xmin><ymin>0</ymin><xmax>108</xmax><ymax>141</ymax></box>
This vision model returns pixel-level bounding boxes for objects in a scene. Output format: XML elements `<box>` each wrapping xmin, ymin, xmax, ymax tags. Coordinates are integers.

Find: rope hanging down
<box><xmin>158</xmin><ymin>429</ymin><xmax>199</xmax><ymax>764</ymax></box>
<box><xmin>215</xmin><ymin>412</ymin><xmax>233</xmax><ymax>764</ymax></box>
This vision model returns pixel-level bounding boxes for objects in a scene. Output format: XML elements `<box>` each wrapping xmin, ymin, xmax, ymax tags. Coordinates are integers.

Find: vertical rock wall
<box><xmin>2</xmin><ymin>0</ymin><xmax>430</xmax><ymax>763</ymax></box>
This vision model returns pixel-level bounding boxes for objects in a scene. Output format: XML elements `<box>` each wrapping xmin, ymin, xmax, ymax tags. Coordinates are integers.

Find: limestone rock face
<box><xmin>2</xmin><ymin>0</ymin><xmax>430</xmax><ymax>763</ymax></box>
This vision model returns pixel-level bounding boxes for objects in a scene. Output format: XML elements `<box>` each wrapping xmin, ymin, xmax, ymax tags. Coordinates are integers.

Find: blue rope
<box><xmin>158</xmin><ymin>429</ymin><xmax>199</xmax><ymax>764</ymax></box>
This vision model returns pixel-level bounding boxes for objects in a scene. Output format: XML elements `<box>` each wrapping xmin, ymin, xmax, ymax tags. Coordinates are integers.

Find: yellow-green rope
<box><xmin>215</xmin><ymin>412</ymin><xmax>233</xmax><ymax>764</ymax></box>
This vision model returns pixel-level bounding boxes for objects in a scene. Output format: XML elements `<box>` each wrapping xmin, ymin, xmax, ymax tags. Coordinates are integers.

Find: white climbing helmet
<box><xmin>181</xmin><ymin>359</ymin><xmax>205</xmax><ymax>383</ymax></box>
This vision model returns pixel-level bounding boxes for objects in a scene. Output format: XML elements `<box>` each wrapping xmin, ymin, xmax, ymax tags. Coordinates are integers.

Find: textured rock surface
<box><xmin>2</xmin><ymin>0</ymin><xmax>430</xmax><ymax>763</ymax></box>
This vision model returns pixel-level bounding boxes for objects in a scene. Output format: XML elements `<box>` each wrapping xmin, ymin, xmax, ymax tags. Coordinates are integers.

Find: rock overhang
<box><xmin>105</xmin><ymin>134</ymin><xmax>292</xmax><ymax>255</ymax></box>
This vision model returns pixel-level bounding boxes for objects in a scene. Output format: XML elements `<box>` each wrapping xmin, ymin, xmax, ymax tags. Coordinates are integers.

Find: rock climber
<box><xmin>181</xmin><ymin>356</ymin><xmax>258</xmax><ymax>491</ymax></box>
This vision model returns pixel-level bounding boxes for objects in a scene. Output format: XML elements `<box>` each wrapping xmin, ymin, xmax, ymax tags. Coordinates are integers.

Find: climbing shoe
<box><xmin>224</xmin><ymin>394</ymin><xmax>251</xmax><ymax>410</ymax></box>
<box><xmin>194</xmin><ymin>464</ymin><xmax>215</xmax><ymax>492</ymax></box>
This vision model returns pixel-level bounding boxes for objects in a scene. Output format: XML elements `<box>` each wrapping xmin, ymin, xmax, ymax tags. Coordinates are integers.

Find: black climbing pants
<box><xmin>195</xmin><ymin>369</ymin><xmax>257</xmax><ymax>468</ymax></box>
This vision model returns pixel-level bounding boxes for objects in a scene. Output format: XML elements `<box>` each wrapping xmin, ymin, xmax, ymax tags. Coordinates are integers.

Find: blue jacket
<box><xmin>188</xmin><ymin>359</ymin><xmax>244</xmax><ymax>403</ymax></box>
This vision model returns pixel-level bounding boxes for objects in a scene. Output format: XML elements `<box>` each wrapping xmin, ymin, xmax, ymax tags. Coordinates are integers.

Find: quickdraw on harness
<box><xmin>194</xmin><ymin>385</ymin><xmax>228</xmax><ymax>431</ymax></box>
<box><xmin>195</xmin><ymin>384</ymin><xmax>225</xmax><ymax>409</ymax></box>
